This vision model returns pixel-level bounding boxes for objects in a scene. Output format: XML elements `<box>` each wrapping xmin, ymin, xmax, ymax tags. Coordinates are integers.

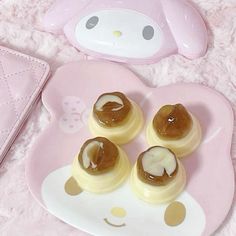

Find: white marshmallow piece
<box><xmin>142</xmin><ymin>147</ymin><xmax>177</xmax><ymax>177</ymax></box>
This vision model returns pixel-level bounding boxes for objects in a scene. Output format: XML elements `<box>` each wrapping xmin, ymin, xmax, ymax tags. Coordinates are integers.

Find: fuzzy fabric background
<box><xmin>0</xmin><ymin>0</ymin><xmax>235</xmax><ymax>235</ymax></box>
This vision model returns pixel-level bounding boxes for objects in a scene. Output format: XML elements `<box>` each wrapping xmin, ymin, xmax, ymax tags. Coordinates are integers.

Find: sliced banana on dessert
<box><xmin>146</xmin><ymin>104</ymin><xmax>201</xmax><ymax>157</ymax></box>
<box><xmin>89</xmin><ymin>92</ymin><xmax>143</xmax><ymax>144</ymax></box>
<box><xmin>130</xmin><ymin>146</ymin><xmax>186</xmax><ymax>204</ymax></box>
<box><xmin>72</xmin><ymin>137</ymin><xmax>130</xmax><ymax>193</ymax></box>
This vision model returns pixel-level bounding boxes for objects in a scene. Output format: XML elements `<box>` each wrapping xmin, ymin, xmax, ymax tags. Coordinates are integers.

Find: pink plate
<box><xmin>26</xmin><ymin>61</ymin><xmax>234</xmax><ymax>236</ymax></box>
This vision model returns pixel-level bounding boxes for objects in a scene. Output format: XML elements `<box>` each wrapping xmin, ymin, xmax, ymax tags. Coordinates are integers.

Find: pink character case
<box><xmin>0</xmin><ymin>46</ymin><xmax>50</xmax><ymax>163</ymax></box>
<box><xmin>43</xmin><ymin>0</ymin><xmax>208</xmax><ymax>64</ymax></box>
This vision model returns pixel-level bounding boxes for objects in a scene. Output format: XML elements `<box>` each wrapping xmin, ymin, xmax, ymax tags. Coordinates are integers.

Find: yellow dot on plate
<box><xmin>113</xmin><ymin>31</ymin><xmax>122</xmax><ymax>37</ymax></box>
<box><xmin>111</xmin><ymin>207</ymin><xmax>127</xmax><ymax>218</ymax></box>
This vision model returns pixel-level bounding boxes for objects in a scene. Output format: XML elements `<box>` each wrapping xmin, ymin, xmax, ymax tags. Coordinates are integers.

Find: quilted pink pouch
<box><xmin>0</xmin><ymin>46</ymin><xmax>50</xmax><ymax>163</ymax></box>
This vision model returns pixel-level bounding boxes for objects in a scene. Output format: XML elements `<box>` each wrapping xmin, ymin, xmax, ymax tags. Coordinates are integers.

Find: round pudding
<box><xmin>146</xmin><ymin>104</ymin><xmax>201</xmax><ymax>157</ymax></box>
<box><xmin>89</xmin><ymin>92</ymin><xmax>143</xmax><ymax>144</ymax></box>
<box><xmin>72</xmin><ymin>137</ymin><xmax>130</xmax><ymax>193</ymax></box>
<box><xmin>130</xmin><ymin>146</ymin><xmax>186</xmax><ymax>204</ymax></box>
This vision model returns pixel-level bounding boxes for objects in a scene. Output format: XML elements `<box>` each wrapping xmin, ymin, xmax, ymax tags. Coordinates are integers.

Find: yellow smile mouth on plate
<box><xmin>104</xmin><ymin>218</ymin><xmax>126</xmax><ymax>227</ymax></box>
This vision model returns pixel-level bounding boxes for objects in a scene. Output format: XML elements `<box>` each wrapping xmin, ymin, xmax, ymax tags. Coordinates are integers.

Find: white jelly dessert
<box><xmin>130</xmin><ymin>146</ymin><xmax>186</xmax><ymax>204</ymax></box>
<box><xmin>72</xmin><ymin>137</ymin><xmax>130</xmax><ymax>193</ymax></box>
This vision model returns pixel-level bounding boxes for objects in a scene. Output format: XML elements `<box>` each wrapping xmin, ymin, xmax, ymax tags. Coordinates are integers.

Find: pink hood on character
<box><xmin>43</xmin><ymin>0</ymin><xmax>208</xmax><ymax>64</ymax></box>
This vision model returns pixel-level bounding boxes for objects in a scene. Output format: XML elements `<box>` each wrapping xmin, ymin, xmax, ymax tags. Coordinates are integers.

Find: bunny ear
<box><xmin>43</xmin><ymin>0</ymin><xmax>91</xmax><ymax>33</ymax></box>
<box><xmin>161</xmin><ymin>0</ymin><xmax>208</xmax><ymax>59</ymax></box>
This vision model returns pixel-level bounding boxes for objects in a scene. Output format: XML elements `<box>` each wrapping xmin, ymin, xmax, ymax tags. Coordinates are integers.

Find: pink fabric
<box><xmin>0</xmin><ymin>46</ymin><xmax>50</xmax><ymax>162</ymax></box>
<box><xmin>0</xmin><ymin>0</ymin><xmax>235</xmax><ymax>235</ymax></box>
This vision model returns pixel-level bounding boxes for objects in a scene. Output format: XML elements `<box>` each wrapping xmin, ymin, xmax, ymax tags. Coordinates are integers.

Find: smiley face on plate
<box><xmin>42</xmin><ymin>166</ymin><xmax>206</xmax><ymax>236</ymax></box>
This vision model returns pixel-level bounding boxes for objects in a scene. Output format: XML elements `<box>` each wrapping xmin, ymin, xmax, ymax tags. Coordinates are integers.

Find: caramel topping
<box><xmin>153</xmin><ymin>104</ymin><xmax>193</xmax><ymax>140</ymax></box>
<box><xmin>93</xmin><ymin>92</ymin><xmax>132</xmax><ymax>127</ymax></box>
<box><xmin>78</xmin><ymin>137</ymin><xmax>119</xmax><ymax>175</ymax></box>
<box><xmin>137</xmin><ymin>146</ymin><xmax>178</xmax><ymax>186</ymax></box>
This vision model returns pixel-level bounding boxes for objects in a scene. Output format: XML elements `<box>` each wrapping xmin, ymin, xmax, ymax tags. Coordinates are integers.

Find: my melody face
<box><xmin>62</xmin><ymin>96</ymin><xmax>86</xmax><ymax>114</ymax></box>
<box><xmin>75</xmin><ymin>9</ymin><xmax>163</xmax><ymax>58</ymax></box>
<box><xmin>42</xmin><ymin>167</ymin><xmax>206</xmax><ymax>236</ymax></box>
<box><xmin>59</xmin><ymin>96</ymin><xmax>89</xmax><ymax>134</ymax></box>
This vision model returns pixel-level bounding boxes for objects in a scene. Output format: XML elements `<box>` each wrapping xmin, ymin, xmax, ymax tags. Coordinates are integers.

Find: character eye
<box><xmin>86</xmin><ymin>16</ymin><xmax>99</xmax><ymax>29</ymax></box>
<box><xmin>142</xmin><ymin>25</ymin><xmax>154</xmax><ymax>40</ymax></box>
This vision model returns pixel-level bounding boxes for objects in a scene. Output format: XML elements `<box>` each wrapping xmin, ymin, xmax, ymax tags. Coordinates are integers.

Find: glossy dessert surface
<box><xmin>93</xmin><ymin>92</ymin><xmax>132</xmax><ymax>127</ymax></box>
<box><xmin>78</xmin><ymin>137</ymin><xmax>119</xmax><ymax>175</ymax></box>
<box><xmin>137</xmin><ymin>146</ymin><xmax>178</xmax><ymax>186</ymax></box>
<box><xmin>147</xmin><ymin>104</ymin><xmax>202</xmax><ymax>157</ymax></box>
<box><xmin>72</xmin><ymin>138</ymin><xmax>130</xmax><ymax>193</ymax></box>
<box><xmin>89</xmin><ymin>100</ymin><xmax>144</xmax><ymax>144</ymax></box>
<box><xmin>130</xmin><ymin>146</ymin><xmax>186</xmax><ymax>204</ymax></box>
<box><xmin>153</xmin><ymin>104</ymin><xmax>193</xmax><ymax>140</ymax></box>
<box><xmin>130</xmin><ymin>161</ymin><xmax>186</xmax><ymax>204</ymax></box>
